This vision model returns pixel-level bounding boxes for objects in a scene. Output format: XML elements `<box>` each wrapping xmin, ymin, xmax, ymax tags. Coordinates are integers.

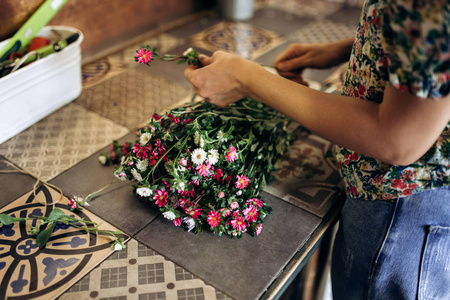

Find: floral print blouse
<box><xmin>336</xmin><ymin>0</ymin><xmax>450</xmax><ymax>200</ymax></box>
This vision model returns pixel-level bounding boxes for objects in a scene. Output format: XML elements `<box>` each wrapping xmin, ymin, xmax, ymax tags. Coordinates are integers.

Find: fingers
<box><xmin>198</xmin><ymin>54</ymin><xmax>213</xmax><ymax>66</ymax></box>
<box><xmin>275</xmin><ymin>56</ymin><xmax>307</xmax><ymax>73</ymax></box>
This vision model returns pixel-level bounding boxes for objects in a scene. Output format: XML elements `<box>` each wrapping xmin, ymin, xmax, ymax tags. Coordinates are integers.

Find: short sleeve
<box><xmin>381</xmin><ymin>0</ymin><xmax>450</xmax><ymax>99</ymax></box>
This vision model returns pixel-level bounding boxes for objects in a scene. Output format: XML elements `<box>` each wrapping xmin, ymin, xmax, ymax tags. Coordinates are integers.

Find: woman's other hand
<box><xmin>274</xmin><ymin>38</ymin><xmax>354</xmax><ymax>84</ymax></box>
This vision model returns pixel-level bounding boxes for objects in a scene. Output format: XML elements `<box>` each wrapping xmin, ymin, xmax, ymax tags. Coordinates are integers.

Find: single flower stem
<box><xmin>82</xmin><ymin>178</ymin><xmax>120</xmax><ymax>204</ymax></box>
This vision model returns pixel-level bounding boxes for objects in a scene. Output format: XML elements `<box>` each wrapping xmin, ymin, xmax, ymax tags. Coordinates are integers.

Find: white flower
<box><xmin>217</xmin><ymin>130</ymin><xmax>227</xmax><ymax>142</ymax></box>
<box><xmin>183</xmin><ymin>217</ymin><xmax>196</xmax><ymax>232</ymax></box>
<box><xmin>98</xmin><ymin>155</ymin><xmax>107</xmax><ymax>165</ymax></box>
<box><xmin>183</xmin><ymin>47</ymin><xmax>194</xmax><ymax>56</ymax></box>
<box><xmin>207</xmin><ymin>149</ymin><xmax>219</xmax><ymax>165</ymax></box>
<box><xmin>175</xmin><ymin>180</ymin><xmax>186</xmax><ymax>191</ymax></box>
<box><xmin>131</xmin><ymin>168</ymin><xmax>143</xmax><ymax>182</ymax></box>
<box><xmin>140</xmin><ymin>132</ymin><xmax>152</xmax><ymax>145</ymax></box>
<box><xmin>177</xmin><ymin>165</ymin><xmax>186</xmax><ymax>173</ymax></box>
<box><xmin>114</xmin><ymin>243</ymin><xmax>123</xmax><ymax>251</ymax></box>
<box><xmin>236</xmin><ymin>190</ymin><xmax>242</xmax><ymax>196</ymax></box>
<box><xmin>136</xmin><ymin>187</ymin><xmax>152</xmax><ymax>197</ymax></box>
<box><xmin>163</xmin><ymin>211</ymin><xmax>176</xmax><ymax>221</ymax></box>
<box><xmin>193</xmin><ymin>131</ymin><xmax>205</xmax><ymax>147</ymax></box>
<box><xmin>191</xmin><ymin>148</ymin><xmax>206</xmax><ymax>165</ymax></box>
<box><xmin>194</xmin><ymin>131</ymin><xmax>201</xmax><ymax>145</ymax></box>
<box><xmin>136</xmin><ymin>159</ymin><xmax>148</xmax><ymax>172</ymax></box>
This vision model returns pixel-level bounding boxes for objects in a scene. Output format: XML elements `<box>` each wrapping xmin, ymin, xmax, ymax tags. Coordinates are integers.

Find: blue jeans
<box><xmin>331</xmin><ymin>187</ymin><xmax>450</xmax><ymax>300</ymax></box>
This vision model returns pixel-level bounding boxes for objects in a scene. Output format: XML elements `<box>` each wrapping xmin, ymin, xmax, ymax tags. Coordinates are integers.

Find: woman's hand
<box><xmin>274</xmin><ymin>38</ymin><xmax>354</xmax><ymax>84</ymax></box>
<box><xmin>184</xmin><ymin>51</ymin><xmax>259</xmax><ymax>107</ymax></box>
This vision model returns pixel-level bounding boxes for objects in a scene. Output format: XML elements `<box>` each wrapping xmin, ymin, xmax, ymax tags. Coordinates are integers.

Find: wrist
<box><xmin>238</xmin><ymin>60</ymin><xmax>264</xmax><ymax>99</ymax></box>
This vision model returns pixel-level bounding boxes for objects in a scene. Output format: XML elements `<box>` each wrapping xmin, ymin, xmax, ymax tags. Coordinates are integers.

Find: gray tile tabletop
<box><xmin>0</xmin><ymin>156</ymin><xmax>38</xmax><ymax>208</ymax></box>
<box><xmin>49</xmin><ymin>133</ymin><xmax>161</xmax><ymax>236</ymax></box>
<box><xmin>135</xmin><ymin>192</ymin><xmax>322</xmax><ymax>300</ymax></box>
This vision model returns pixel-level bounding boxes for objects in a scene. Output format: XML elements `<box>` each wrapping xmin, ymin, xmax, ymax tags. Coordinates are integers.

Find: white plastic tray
<box><xmin>0</xmin><ymin>26</ymin><xmax>83</xmax><ymax>144</ymax></box>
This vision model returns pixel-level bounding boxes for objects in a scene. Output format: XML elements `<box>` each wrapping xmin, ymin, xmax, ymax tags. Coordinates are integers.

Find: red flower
<box><xmin>212</xmin><ymin>167</ymin><xmax>223</xmax><ymax>181</ymax></box>
<box><xmin>231</xmin><ymin>216</ymin><xmax>248</xmax><ymax>232</ymax></box>
<box><xmin>246</xmin><ymin>198</ymin><xmax>263</xmax><ymax>208</ymax></box>
<box><xmin>226</xmin><ymin>146</ymin><xmax>238</xmax><ymax>162</ymax></box>
<box><xmin>135</xmin><ymin>48</ymin><xmax>153</xmax><ymax>64</ymax></box>
<box><xmin>243</xmin><ymin>205</ymin><xmax>259</xmax><ymax>223</ymax></box>
<box><xmin>152</xmin><ymin>113</ymin><xmax>161</xmax><ymax>121</ymax></box>
<box><xmin>196</xmin><ymin>162</ymin><xmax>212</xmax><ymax>177</ymax></box>
<box><xmin>235</xmin><ymin>175</ymin><xmax>250</xmax><ymax>189</ymax></box>
<box><xmin>207</xmin><ymin>211</ymin><xmax>221</xmax><ymax>228</ymax></box>
<box><xmin>153</xmin><ymin>189</ymin><xmax>168</xmax><ymax>207</ymax></box>
<box><xmin>185</xmin><ymin>206</ymin><xmax>202</xmax><ymax>219</ymax></box>
<box><xmin>132</xmin><ymin>143</ymin><xmax>148</xmax><ymax>159</ymax></box>
<box><xmin>173</xmin><ymin>218</ymin><xmax>182</xmax><ymax>226</ymax></box>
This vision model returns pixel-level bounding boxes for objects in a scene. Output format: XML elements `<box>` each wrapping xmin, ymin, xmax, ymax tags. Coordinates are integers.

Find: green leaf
<box><xmin>36</xmin><ymin>223</ymin><xmax>57</xmax><ymax>249</ymax></box>
<box><xmin>177</xmin><ymin>59</ymin><xmax>187</xmax><ymax>64</ymax></box>
<box><xmin>0</xmin><ymin>214</ymin><xmax>19</xmax><ymax>226</ymax></box>
<box><xmin>47</xmin><ymin>208</ymin><xmax>68</xmax><ymax>222</ymax></box>
<box><xmin>250</xmin><ymin>142</ymin><xmax>259</xmax><ymax>152</ymax></box>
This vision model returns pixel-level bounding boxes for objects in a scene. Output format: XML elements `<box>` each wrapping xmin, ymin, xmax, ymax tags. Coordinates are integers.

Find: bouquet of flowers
<box><xmin>99</xmin><ymin>47</ymin><xmax>294</xmax><ymax>238</ymax></box>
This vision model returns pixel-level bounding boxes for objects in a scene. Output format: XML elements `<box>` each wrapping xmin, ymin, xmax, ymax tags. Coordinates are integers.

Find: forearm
<box><xmin>330</xmin><ymin>37</ymin><xmax>355</xmax><ymax>66</ymax></box>
<box><xmin>243</xmin><ymin>63</ymin><xmax>449</xmax><ymax>165</ymax></box>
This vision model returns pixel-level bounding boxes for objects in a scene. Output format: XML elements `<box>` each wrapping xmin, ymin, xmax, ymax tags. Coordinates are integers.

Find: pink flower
<box><xmin>136</xmin><ymin>48</ymin><xmax>153</xmax><ymax>64</ymax></box>
<box><xmin>231</xmin><ymin>216</ymin><xmax>248</xmax><ymax>232</ymax></box>
<box><xmin>235</xmin><ymin>175</ymin><xmax>250</xmax><ymax>189</ymax></box>
<box><xmin>69</xmin><ymin>198</ymin><xmax>77</xmax><ymax>210</ymax></box>
<box><xmin>243</xmin><ymin>205</ymin><xmax>259</xmax><ymax>223</ymax></box>
<box><xmin>218</xmin><ymin>191</ymin><xmax>225</xmax><ymax>199</ymax></box>
<box><xmin>180</xmin><ymin>157</ymin><xmax>187</xmax><ymax>166</ymax></box>
<box><xmin>174</xmin><ymin>218</ymin><xmax>182</xmax><ymax>226</ymax></box>
<box><xmin>221</xmin><ymin>208</ymin><xmax>231</xmax><ymax>217</ymax></box>
<box><xmin>196</xmin><ymin>162</ymin><xmax>212</xmax><ymax>177</ymax></box>
<box><xmin>226</xmin><ymin>146</ymin><xmax>238</xmax><ymax>162</ymax></box>
<box><xmin>255</xmin><ymin>224</ymin><xmax>263</xmax><ymax>236</ymax></box>
<box><xmin>123</xmin><ymin>142</ymin><xmax>129</xmax><ymax>154</ymax></box>
<box><xmin>230</xmin><ymin>201</ymin><xmax>239</xmax><ymax>209</ymax></box>
<box><xmin>207</xmin><ymin>211</ymin><xmax>221</xmax><ymax>228</ymax></box>
<box><xmin>247</xmin><ymin>198</ymin><xmax>263</xmax><ymax>208</ymax></box>
<box><xmin>153</xmin><ymin>189</ymin><xmax>168</xmax><ymax>207</ymax></box>
<box><xmin>132</xmin><ymin>143</ymin><xmax>149</xmax><ymax>159</ymax></box>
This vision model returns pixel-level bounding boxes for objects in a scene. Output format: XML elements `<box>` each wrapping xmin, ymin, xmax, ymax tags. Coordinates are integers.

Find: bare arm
<box><xmin>185</xmin><ymin>52</ymin><xmax>450</xmax><ymax>166</ymax></box>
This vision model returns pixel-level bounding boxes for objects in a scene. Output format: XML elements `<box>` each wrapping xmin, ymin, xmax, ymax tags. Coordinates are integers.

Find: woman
<box><xmin>184</xmin><ymin>0</ymin><xmax>449</xmax><ymax>299</ymax></box>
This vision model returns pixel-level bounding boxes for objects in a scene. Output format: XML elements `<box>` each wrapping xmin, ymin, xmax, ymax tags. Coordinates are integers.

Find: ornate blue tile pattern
<box><xmin>0</xmin><ymin>185</ymin><xmax>129</xmax><ymax>299</ymax></box>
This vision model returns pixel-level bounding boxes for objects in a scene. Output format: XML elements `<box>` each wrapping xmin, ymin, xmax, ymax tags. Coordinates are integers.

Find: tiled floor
<box><xmin>0</xmin><ymin>1</ymin><xmax>362</xmax><ymax>299</ymax></box>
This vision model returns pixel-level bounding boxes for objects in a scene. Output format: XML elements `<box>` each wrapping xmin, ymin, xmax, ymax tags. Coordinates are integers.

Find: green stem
<box><xmin>83</xmin><ymin>178</ymin><xmax>120</xmax><ymax>204</ymax></box>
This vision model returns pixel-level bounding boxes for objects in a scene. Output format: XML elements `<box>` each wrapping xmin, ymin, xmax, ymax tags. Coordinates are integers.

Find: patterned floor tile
<box><xmin>0</xmin><ymin>185</ymin><xmax>128</xmax><ymax>300</ymax></box>
<box><xmin>189</xmin><ymin>21</ymin><xmax>285</xmax><ymax>60</ymax></box>
<box><xmin>0</xmin><ymin>104</ymin><xmax>129</xmax><ymax>182</ymax></box>
<box><xmin>289</xmin><ymin>19</ymin><xmax>357</xmax><ymax>43</ymax></box>
<box><xmin>82</xmin><ymin>57</ymin><xmax>130</xmax><ymax>90</ymax></box>
<box><xmin>263</xmin><ymin>125</ymin><xmax>343</xmax><ymax>217</ymax></box>
<box><xmin>60</xmin><ymin>239</ymin><xmax>234</xmax><ymax>300</ymax></box>
<box><xmin>75</xmin><ymin>68</ymin><xmax>192</xmax><ymax>130</ymax></box>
